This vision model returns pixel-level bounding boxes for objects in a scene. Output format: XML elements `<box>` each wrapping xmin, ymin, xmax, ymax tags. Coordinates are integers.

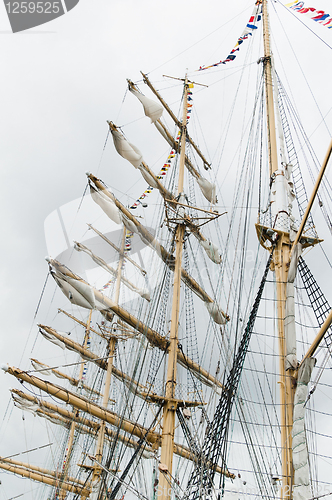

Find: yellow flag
<box><xmin>189</xmin><ymin>83</ymin><xmax>194</xmax><ymax>88</ymax></box>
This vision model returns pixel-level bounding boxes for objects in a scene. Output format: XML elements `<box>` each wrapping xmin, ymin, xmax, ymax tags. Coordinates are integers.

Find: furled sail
<box><xmin>45</xmin><ymin>263</ymin><xmax>227</xmax><ymax>389</ymax></box>
<box><xmin>137</xmin><ymin>163</ymin><xmax>160</xmax><ymax>189</ymax></box>
<box><xmin>74</xmin><ymin>241</ymin><xmax>150</xmax><ymax>301</ymax></box>
<box><xmin>196</xmin><ymin>177</ymin><xmax>217</xmax><ymax>205</ymax></box>
<box><xmin>131</xmin><ymin>93</ymin><xmax>217</xmax><ymax>204</ymax></box>
<box><xmin>89</xmin><ymin>173</ymin><xmax>222</xmax><ymax>265</ymax></box>
<box><xmin>109</xmin><ymin>123</ymin><xmax>143</xmax><ymax>168</ymax></box>
<box><xmin>89</xmin><ymin>185</ymin><xmax>122</xmax><ymax>224</ymax></box>
<box><xmin>205</xmin><ymin>302</ymin><xmax>228</xmax><ymax>325</ymax></box>
<box><xmin>47</xmin><ymin>259</ymin><xmax>100</xmax><ymax>311</ymax></box>
<box><xmin>38</xmin><ymin>325</ymin><xmax>152</xmax><ymax>401</ymax></box>
<box><xmin>285</xmin><ymin>243</ymin><xmax>302</xmax><ymax>370</ymax></box>
<box><xmin>128</xmin><ymin>87</ymin><xmax>163</xmax><ymax>123</ymax></box>
<box><xmin>200</xmin><ymin>239</ymin><xmax>222</xmax><ymax>265</ymax></box>
<box><xmin>292</xmin><ymin>358</ymin><xmax>316</xmax><ymax>500</ymax></box>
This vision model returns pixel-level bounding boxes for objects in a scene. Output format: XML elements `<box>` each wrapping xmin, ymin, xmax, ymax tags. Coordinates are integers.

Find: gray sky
<box><xmin>1</xmin><ymin>0</ymin><xmax>332</xmax><ymax>497</ymax></box>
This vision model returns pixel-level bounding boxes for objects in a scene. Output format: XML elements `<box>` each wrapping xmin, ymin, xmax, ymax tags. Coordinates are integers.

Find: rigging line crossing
<box><xmin>237</xmin><ymin>332</ymin><xmax>283</xmax><ymax>492</ymax></box>
<box><xmin>109</xmin><ymin>406</ymin><xmax>163</xmax><ymax>500</ymax></box>
<box><xmin>275</xmin><ymin>0</ymin><xmax>332</xmax><ymax>52</ymax></box>
<box><xmin>276</xmin><ymin>73</ymin><xmax>316</xmax><ymax>235</ymax></box>
<box><xmin>277</xmin><ymin>73</ymin><xmax>332</xmax><ymax>237</ymax></box>
<box><xmin>176</xmin><ymin>408</ymin><xmax>201</xmax><ymax>459</ymax></box>
<box><xmin>104</xmin><ymin>339</ymin><xmax>146</xmax><ymax>485</ymax></box>
<box><xmin>183</xmin><ymin>248</ymin><xmax>274</xmax><ymax>500</ymax></box>
<box><xmin>105</xmin><ymin>348</ymin><xmax>167</xmax><ymax>494</ymax></box>
<box><xmin>298</xmin><ymin>257</ymin><xmax>332</xmax><ymax>353</ymax></box>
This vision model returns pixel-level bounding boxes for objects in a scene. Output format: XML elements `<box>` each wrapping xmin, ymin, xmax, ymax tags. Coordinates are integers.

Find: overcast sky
<box><xmin>1</xmin><ymin>0</ymin><xmax>332</xmax><ymax>498</ymax></box>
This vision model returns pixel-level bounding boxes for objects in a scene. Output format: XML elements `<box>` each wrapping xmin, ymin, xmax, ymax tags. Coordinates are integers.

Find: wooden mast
<box><xmin>262</xmin><ymin>0</ymin><xmax>294</xmax><ymax>496</ymax></box>
<box><xmin>158</xmin><ymin>75</ymin><xmax>188</xmax><ymax>500</ymax></box>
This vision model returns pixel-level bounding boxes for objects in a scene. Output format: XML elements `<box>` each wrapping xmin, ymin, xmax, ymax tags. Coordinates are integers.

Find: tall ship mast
<box><xmin>1</xmin><ymin>1</ymin><xmax>332</xmax><ymax>500</ymax></box>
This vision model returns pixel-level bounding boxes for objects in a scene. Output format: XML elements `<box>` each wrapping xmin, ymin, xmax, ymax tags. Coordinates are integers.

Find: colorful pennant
<box><xmin>286</xmin><ymin>1</ymin><xmax>332</xmax><ymax>28</ymax></box>
<box><xmin>198</xmin><ymin>1</ymin><xmax>262</xmax><ymax>71</ymax></box>
<box><xmin>129</xmin><ymin>85</ymin><xmax>194</xmax><ymax>210</ymax></box>
<box><xmin>100</xmin><ymin>88</ymin><xmax>195</xmax><ymax>292</ymax></box>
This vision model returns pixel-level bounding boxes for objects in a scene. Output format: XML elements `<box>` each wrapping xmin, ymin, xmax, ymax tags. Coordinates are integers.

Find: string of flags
<box><xmin>101</xmin><ymin>276</ymin><xmax>115</xmax><ymax>291</ymax></box>
<box><xmin>198</xmin><ymin>1</ymin><xmax>262</xmax><ymax>71</ymax></box>
<box><xmin>81</xmin><ymin>332</ymin><xmax>91</xmax><ymax>381</ymax></box>
<box><xmin>286</xmin><ymin>1</ymin><xmax>332</xmax><ymax>28</ymax></box>
<box><xmin>129</xmin><ymin>150</ymin><xmax>176</xmax><ymax>210</ymax></box>
<box><xmin>130</xmin><ymin>85</ymin><xmax>194</xmax><ymax>210</ymax></box>
<box><xmin>58</xmin><ymin>329</ymin><xmax>91</xmax><ymax>484</ymax></box>
<box><xmin>101</xmin><ymin>86</ymin><xmax>195</xmax><ymax>291</ymax></box>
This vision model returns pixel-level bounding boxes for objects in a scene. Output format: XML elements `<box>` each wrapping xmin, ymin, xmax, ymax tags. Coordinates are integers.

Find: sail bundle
<box><xmin>286</xmin><ymin>1</ymin><xmax>332</xmax><ymax>29</ymax></box>
<box><xmin>129</xmin><ymin>87</ymin><xmax>163</xmax><ymax>123</ymax></box>
<box><xmin>110</xmin><ymin>126</ymin><xmax>143</xmax><ymax>168</ymax></box>
<box><xmin>89</xmin><ymin>174</ymin><xmax>222</xmax><ymax>266</ymax></box>
<box><xmin>292</xmin><ymin>358</ymin><xmax>316</xmax><ymax>500</ymax></box>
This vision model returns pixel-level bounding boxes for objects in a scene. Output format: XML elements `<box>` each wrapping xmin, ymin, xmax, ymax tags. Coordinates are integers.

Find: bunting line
<box><xmin>198</xmin><ymin>1</ymin><xmax>262</xmax><ymax>71</ymax></box>
<box><xmin>101</xmin><ymin>87</ymin><xmax>195</xmax><ymax>292</ymax></box>
<box><xmin>129</xmin><ymin>86</ymin><xmax>194</xmax><ymax>210</ymax></box>
<box><xmin>286</xmin><ymin>1</ymin><xmax>332</xmax><ymax>28</ymax></box>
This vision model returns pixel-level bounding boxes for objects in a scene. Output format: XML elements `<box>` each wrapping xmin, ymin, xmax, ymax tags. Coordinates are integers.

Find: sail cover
<box><xmin>293</xmin><ymin>357</ymin><xmax>316</xmax><ymax>500</ymax></box>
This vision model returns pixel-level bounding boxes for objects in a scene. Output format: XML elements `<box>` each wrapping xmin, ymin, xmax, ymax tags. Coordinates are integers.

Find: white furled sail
<box><xmin>110</xmin><ymin>126</ymin><xmax>143</xmax><ymax>168</ymax></box>
<box><xmin>200</xmin><ymin>239</ymin><xmax>222</xmax><ymax>264</ymax></box>
<box><xmin>40</xmin><ymin>327</ymin><xmax>101</xmax><ymax>365</ymax></box>
<box><xmin>129</xmin><ymin>87</ymin><xmax>163</xmax><ymax>123</ymax></box>
<box><xmin>52</xmin><ymin>273</ymin><xmax>97</xmax><ymax>310</ymax></box>
<box><xmin>74</xmin><ymin>242</ymin><xmax>150</xmax><ymax>301</ymax></box>
<box><xmin>196</xmin><ymin>177</ymin><xmax>217</xmax><ymax>204</ymax></box>
<box><xmin>89</xmin><ymin>184</ymin><xmax>121</xmax><ymax>224</ymax></box>
<box><xmin>292</xmin><ymin>357</ymin><xmax>316</xmax><ymax>500</ymax></box>
<box><xmin>47</xmin><ymin>258</ymin><xmax>108</xmax><ymax>311</ymax></box>
<box><xmin>285</xmin><ymin>243</ymin><xmax>302</xmax><ymax>370</ymax></box>
<box><xmin>205</xmin><ymin>302</ymin><xmax>228</xmax><ymax>325</ymax></box>
<box><xmin>154</xmin><ymin>120</ymin><xmax>217</xmax><ymax>204</ymax></box>
<box><xmin>137</xmin><ymin>164</ymin><xmax>159</xmax><ymax>189</ymax></box>
<box><xmin>30</xmin><ymin>359</ymin><xmax>52</xmax><ymax>376</ymax></box>
<box><xmin>119</xmin><ymin>212</ymin><xmax>139</xmax><ymax>234</ymax></box>
<box><xmin>12</xmin><ymin>393</ymin><xmax>40</xmax><ymax>414</ymax></box>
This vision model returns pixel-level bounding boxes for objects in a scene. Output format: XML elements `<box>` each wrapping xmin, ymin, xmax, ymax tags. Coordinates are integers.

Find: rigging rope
<box><xmin>183</xmin><ymin>246</ymin><xmax>275</xmax><ymax>500</ymax></box>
